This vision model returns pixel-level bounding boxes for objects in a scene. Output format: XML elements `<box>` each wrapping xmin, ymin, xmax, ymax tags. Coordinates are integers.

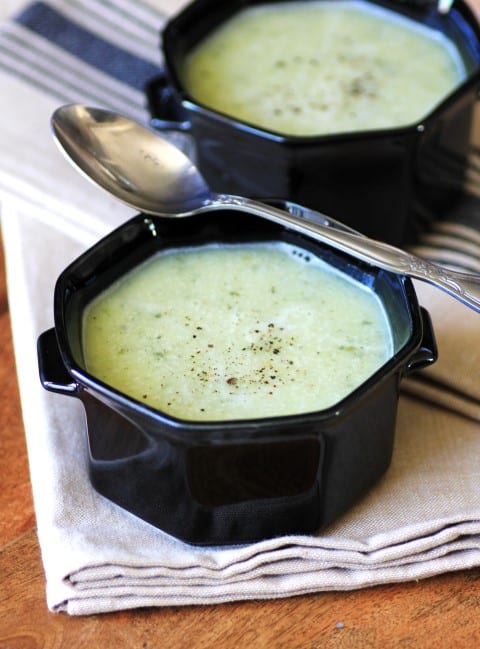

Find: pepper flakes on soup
<box><xmin>82</xmin><ymin>243</ymin><xmax>393</xmax><ymax>421</ymax></box>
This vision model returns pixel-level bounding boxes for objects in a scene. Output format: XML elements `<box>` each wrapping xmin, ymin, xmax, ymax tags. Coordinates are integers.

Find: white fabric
<box><xmin>1</xmin><ymin>0</ymin><xmax>480</xmax><ymax>616</ymax></box>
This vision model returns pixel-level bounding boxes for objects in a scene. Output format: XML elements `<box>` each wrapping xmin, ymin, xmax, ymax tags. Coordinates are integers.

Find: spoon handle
<box><xmin>218</xmin><ymin>195</ymin><xmax>480</xmax><ymax>313</ymax></box>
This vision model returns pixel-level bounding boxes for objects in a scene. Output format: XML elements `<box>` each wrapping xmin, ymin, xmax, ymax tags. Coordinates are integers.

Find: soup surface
<box><xmin>182</xmin><ymin>0</ymin><xmax>465</xmax><ymax>136</ymax></box>
<box><xmin>83</xmin><ymin>243</ymin><xmax>393</xmax><ymax>421</ymax></box>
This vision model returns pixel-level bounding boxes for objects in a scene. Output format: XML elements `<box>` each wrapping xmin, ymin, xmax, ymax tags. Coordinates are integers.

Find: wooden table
<box><xmin>1</xmin><ymin>227</ymin><xmax>480</xmax><ymax>647</ymax></box>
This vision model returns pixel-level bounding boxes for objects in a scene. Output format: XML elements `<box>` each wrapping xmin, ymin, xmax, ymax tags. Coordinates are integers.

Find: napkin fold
<box><xmin>1</xmin><ymin>0</ymin><xmax>480</xmax><ymax>616</ymax></box>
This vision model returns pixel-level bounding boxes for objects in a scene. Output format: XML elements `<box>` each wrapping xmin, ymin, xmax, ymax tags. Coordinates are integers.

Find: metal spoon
<box><xmin>51</xmin><ymin>103</ymin><xmax>480</xmax><ymax>313</ymax></box>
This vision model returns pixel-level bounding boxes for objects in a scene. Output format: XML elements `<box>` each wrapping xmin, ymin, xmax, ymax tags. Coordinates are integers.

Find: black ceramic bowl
<box><xmin>148</xmin><ymin>0</ymin><xmax>480</xmax><ymax>246</ymax></box>
<box><xmin>38</xmin><ymin>204</ymin><xmax>437</xmax><ymax>545</ymax></box>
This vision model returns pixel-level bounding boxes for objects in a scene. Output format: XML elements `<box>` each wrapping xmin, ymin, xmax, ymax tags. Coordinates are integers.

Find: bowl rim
<box><xmin>51</xmin><ymin>209</ymin><xmax>428</xmax><ymax>439</ymax></box>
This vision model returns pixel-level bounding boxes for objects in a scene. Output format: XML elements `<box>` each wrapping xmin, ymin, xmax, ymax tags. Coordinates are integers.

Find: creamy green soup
<box><xmin>182</xmin><ymin>0</ymin><xmax>465</xmax><ymax>136</ymax></box>
<box><xmin>83</xmin><ymin>243</ymin><xmax>393</xmax><ymax>421</ymax></box>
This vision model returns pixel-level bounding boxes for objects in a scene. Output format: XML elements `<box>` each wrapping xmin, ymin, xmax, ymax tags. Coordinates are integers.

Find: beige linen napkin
<box><xmin>1</xmin><ymin>0</ymin><xmax>480</xmax><ymax>616</ymax></box>
<box><xmin>403</xmin><ymin>282</ymin><xmax>480</xmax><ymax>421</ymax></box>
<box><xmin>404</xmin><ymin>193</ymin><xmax>480</xmax><ymax>421</ymax></box>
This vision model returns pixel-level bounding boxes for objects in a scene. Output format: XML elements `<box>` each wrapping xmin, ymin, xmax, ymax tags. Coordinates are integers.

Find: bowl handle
<box><xmin>405</xmin><ymin>307</ymin><xmax>438</xmax><ymax>374</ymax></box>
<box><xmin>145</xmin><ymin>72</ymin><xmax>191</xmax><ymax>132</ymax></box>
<box><xmin>37</xmin><ymin>328</ymin><xmax>79</xmax><ymax>396</ymax></box>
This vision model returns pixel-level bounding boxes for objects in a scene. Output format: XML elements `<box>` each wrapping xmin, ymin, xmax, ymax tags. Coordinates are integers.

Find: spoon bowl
<box><xmin>51</xmin><ymin>104</ymin><xmax>480</xmax><ymax>313</ymax></box>
<box><xmin>51</xmin><ymin>104</ymin><xmax>209</xmax><ymax>213</ymax></box>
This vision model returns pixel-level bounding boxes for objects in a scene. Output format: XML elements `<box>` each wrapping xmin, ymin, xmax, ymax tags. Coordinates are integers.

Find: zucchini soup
<box><xmin>182</xmin><ymin>0</ymin><xmax>466</xmax><ymax>136</ymax></box>
<box><xmin>82</xmin><ymin>243</ymin><xmax>393</xmax><ymax>421</ymax></box>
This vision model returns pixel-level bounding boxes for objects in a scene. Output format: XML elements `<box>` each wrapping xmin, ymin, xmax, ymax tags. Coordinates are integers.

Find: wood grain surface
<box><xmin>2</xmin><ymin>228</ymin><xmax>480</xmax><ymax>647</ymax></box>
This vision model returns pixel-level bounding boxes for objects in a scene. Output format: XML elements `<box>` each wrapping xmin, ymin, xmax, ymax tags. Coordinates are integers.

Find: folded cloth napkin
<box><xmin>1</xmin><ymin>0</ymin><xmax>480</xmax><ymax>616</ymax></box>
<box><xmin>403</xmin><ymin>192</ymin><xmax>480</xmax><ymax>421</ymax></box>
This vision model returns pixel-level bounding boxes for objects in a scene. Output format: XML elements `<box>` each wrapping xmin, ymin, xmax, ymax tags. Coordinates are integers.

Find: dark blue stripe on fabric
<box><xmin>447</xmin><ymin>193</ymin><xmax>480</xmax><ymax>232</ymax></box>
<box><xmin>15</xmin><ymin>1</ymin><xmax>161</xmax><ymax>91</ymax></box>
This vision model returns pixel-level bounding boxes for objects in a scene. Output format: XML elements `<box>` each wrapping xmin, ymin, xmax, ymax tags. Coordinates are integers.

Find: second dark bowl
<box><xmin>148</xmin><ymin>0</ymin><xmax>480</xmax><ymax>246</ymax></box>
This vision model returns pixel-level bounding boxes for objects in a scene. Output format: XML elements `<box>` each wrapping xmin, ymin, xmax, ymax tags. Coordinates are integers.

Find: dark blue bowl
<box><xmin>148</xmin><ymin>0</ymin><xmax>480</xmax><ymax>246</ymax></box>
<box><xmin>37</xmin><ymin>204</ymin><xmax>437</xmax><ymax>545</ymax></box>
